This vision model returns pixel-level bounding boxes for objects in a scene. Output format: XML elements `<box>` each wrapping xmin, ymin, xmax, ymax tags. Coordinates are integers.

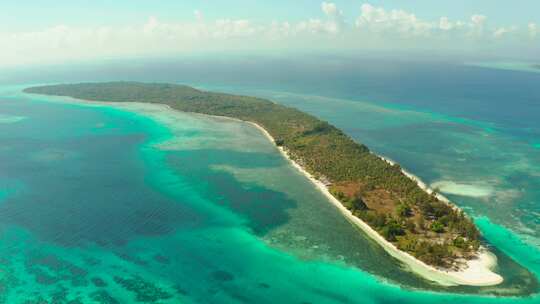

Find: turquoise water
<box><xmin>234</xmin><ymin>90</ymin><xmax>540</xmax><ymax>238</ymax></box>
<box><xmin>205</xmin><ymin>87</ymin><xmax>540</xmax><ymax>294</ymax></box>
<box><xmin>0</xmin><ymin>74</ymin><xmax>539</xmax><ymax>302</ymax></box>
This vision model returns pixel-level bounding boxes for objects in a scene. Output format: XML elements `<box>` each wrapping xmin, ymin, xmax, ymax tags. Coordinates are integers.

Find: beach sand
<box><xmin>248</xmin><ymin>121</ymin><xmax>503</xmax><ymax>287</ymax></box>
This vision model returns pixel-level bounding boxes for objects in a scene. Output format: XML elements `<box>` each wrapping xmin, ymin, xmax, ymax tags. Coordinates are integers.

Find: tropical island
<box><xmin>24</xmin><ymin>82</ymin><xmax>503</xmax><ymax>286</ymax></box>
<box><xmin>533</xmin><ymin>64</ymin><xmax>540</xmax><ymax>70</ymax></box>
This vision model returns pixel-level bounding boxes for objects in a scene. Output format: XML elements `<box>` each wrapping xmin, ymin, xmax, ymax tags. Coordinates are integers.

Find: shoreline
<box><xmin>377</xmin><ymin>155</ymin><xmax>452</xmax><ymax>204</ymax></box>
<box><xmin>244</xmin><ymin>120</ymin><xmax>503</xmax><ymax>287</ymax></box>
<box><xmin>25</xmin><ymin>95</ymin><xmax>503</xmax><ymax>286</ymax></box>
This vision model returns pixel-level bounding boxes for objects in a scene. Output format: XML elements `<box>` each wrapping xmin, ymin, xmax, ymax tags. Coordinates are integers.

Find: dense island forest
<box><xmin>25</xmin><ymin>82</ymin><xmax>481</xmax><ymax>269</ymax></box>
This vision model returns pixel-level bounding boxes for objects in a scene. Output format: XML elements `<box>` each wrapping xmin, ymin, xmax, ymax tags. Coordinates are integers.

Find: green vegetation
<box><xmin>24</xmin><ymin>82</ymin><xmax>481</xmax><ymax>268</ymax></box>
<box><xmin>396</xmin><ymin>203</ymin><xmax>412</xmax><ymax>218</ymax></box>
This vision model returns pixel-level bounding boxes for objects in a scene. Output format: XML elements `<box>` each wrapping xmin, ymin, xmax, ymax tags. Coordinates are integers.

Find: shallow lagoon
<box><xmin>0</xmin><ymin>86</ymin><xmax>537</xmax><ymax>303</ymax></box>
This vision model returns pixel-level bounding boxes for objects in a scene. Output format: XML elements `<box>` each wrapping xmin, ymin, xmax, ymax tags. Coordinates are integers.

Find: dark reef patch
<box><xmin>169</xmin><ymin>149</ymin><xmax>297</xmax><ymax>235</ymax></box>
<box><xmin>27</xmin><ymin>267</ymin><xmax>59</xmax><ymax>285</ymax></box>
<box><xmin>0</xmin><ymin>134</ymin><xmax>203</xmax><ymax>247</ymax></box>
<box><xmin>25</xmin><ymin>253</ymin><xmax>88</xmax><ymax>287</ymax></box>
<box><xmin>116</xmin><ymin>252</ymin><xmax>148</xmax><ymax>266</ymax></box>
<box><xmin>114</xmin><ymin>275</ymin><xmax>172</xmax><ymax>302</ymax></box>
<box><xmin>153</xmin><ymin>254</ymin><xmax>170</xmax><ymax>264</ymax></box>
<box><xmin>92</xmin><ymin>277</ymin><xmax>108</xmax><ymax>287</ymax></box>
<box><xmin>211</xmin><ymin>270</ymin><xmax>235</xmax><ymax>282</ymax></box>
<box><xmin>83</xmin><ymin>256</ymin><xmax>101</xmax><ymax>266</ymax></box>
<box><xmin>174</xmin><ymin>284</ymin><xmax>190</xmax><ymax>296</ymax></box>
<box><xmin>90</xmin><ymin>290</ymin><xmax>120</xmax><ymax>304</ymax></box>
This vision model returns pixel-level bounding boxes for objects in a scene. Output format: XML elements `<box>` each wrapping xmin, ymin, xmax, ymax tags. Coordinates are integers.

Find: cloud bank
<box><xmin>1</xmin><ymin>2</ymin><xmax>538</xmax><ymax>66</ymax></box>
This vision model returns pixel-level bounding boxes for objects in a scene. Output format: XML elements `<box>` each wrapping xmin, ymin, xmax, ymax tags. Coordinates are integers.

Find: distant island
<box><xmin>25</xmin><ymin>82</ymin><xmax>503</xmax><ymax>286</ymax></box>
<box><xmin>533</xmin><ymin>64</ymin><xmax>540</xmax><ymax>70</ymax></box>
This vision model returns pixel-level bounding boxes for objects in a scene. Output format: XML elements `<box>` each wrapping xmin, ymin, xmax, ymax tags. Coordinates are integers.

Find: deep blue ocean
<box><xmin>0</xmin><ymin>56</ymin><xmax>539</xmax><ymax>303</ymax></box>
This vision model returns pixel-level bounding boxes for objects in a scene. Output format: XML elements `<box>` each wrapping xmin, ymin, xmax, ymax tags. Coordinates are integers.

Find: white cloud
<box><xmin>529</xmin><ymin>23</ymin><xmax>538</xmax><ymax>38</ymax></box>
<box><xmin>471</xmin><ymin>14</ymin><xmax>487</xmax><ymax>26</ymax></box>
<box><xmin>355</xmin><ymin>4</ymin><xmax>434</xmax><ymax>37</ymax></box>
<box><xmin>469</xmin><ymin>14</ymin><xmax>487</xmax><ymax>37</ymax></box>
<box><xmin>194</xmin><ymin>10</ymin><xmax>203</xmax><ymax>22</ymax></box>
<box><xmin>0</xmin><ymin>2</ymin><xmax>536</xmax><ymax>67</ymax></box>
<box><xmin>293</xmin><ymin>2</ymin><xmax>346</xmax><ymax>35</ymax></box>
<box><xmin>493</xmin><ymin>26</ymin><xmax>516</xmax><ymax>39</ymax></box>
<box><xmin>266</xmin><ymin>21</ymin><xmax>292</xmax><ymax>40</ymax></box>
<box><xmin>439</xmin><ymin>17</ymin><xmax>453</xmax><ymax>31</ymax></box>
<box><xmin>213</xmin><ymin>19</ymin><xmax>257</xmax><ymax>38</ymax></box>
<box><xmin>143</xmin><ymin>16</ymin><xmax>159</xmax><ymax>34</ymax></box>
<box><xmin>295</xmin><ymin>19</ymin><xmax>333</xmax><ymax>35</ymax></box>
<box><xmin>322</xmin><ymin>2</ymin><xmax>340</xmax><ymax>18</ymax></box>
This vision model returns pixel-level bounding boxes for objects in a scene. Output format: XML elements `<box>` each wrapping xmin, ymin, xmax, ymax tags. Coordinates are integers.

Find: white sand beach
<box><xmin>248</xmin><ymin>121</ymin><xmax>503</xmax><ymax>287</ymax></box>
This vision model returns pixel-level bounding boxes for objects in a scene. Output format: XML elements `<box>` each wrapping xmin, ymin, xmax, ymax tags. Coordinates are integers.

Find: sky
<box><xmin>1</xmin><ymin>1</ymin><xmax>539</xmax><ymax>67</ymax></box>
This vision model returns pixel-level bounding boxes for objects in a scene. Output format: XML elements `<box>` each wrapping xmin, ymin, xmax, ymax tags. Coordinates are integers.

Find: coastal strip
<box><xmin>246</xmin><ymin>120</ymin><xmax>503</xmax><ymax>287</ymax></box>
<box><xmin>23</xmin><ymin>83</ymin><xmax>504</xmax><ymax>287</ymax></box>
<box><xmin>169</xmin><ymin>100</ymin><xmax>505</xmax><ymax>286</ymax></box>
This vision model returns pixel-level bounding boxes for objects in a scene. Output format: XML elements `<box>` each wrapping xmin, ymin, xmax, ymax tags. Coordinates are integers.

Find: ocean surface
<box><xmin>0</xmin><ymin>57</ymin><xmax>539</xmax><ymax>303</ymax></box>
